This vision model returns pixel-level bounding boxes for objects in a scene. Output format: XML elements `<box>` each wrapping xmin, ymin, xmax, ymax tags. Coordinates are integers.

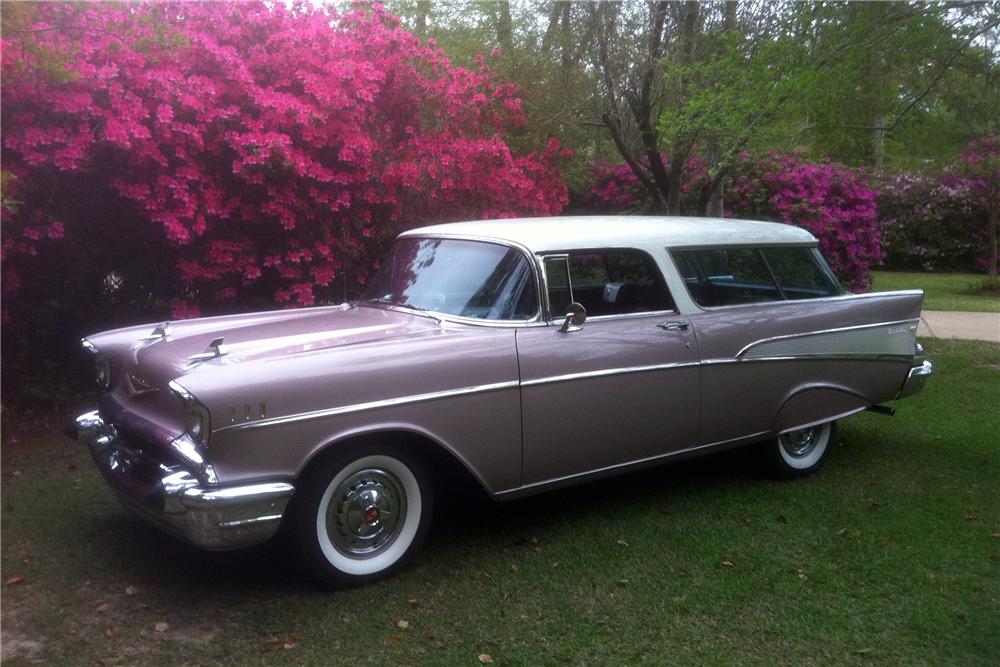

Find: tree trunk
<box><xmin>871</xmin><ymin>109</ymin><xmax>886</xmax><ymax>172</ymax></box>
<box><xmin>706</xmin><ymin>179</ymin><xmax>724</xmax><ymax>217</ymax></box>
<box><xmin>723</xmin><ymin>1</ymin><xmax>738</xmax><ymax>31</ymax></box>
<box><xmin>559</xmin><ymin>1</ymin><xmax>572</xmax><ymax>81</ymax></box>
<box><xmin>496</xmin><ymin>1</ymin><xmax>513</xmax><ymax>52</ymax></box>
<box><xmin>415</xmin><ymin>1</ymin><xmax>430</xmax><ymax>37</ymax></box>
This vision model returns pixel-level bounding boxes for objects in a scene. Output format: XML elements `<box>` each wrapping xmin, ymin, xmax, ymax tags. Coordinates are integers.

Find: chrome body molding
<box><xmin>217</xmin><ymin>346</ymin><xmax>915</xmax><ymax>433</ymax></box>
<box><xmin>686</xmin><ymin>289</ymin><xmax>925</xmax><ymax>314</ymax></box>
<box><xmin>494</xmin><ymin>430</ymin><xmax>771</xmax><ymax>499</ymax></box>
<box><xmin>214</xmin><ymin>380</ymin><xmax>521</xmax><ymax>433</ymax></box>
<box><xmin>520</xmin><ymin>361</ymin><xmax>700</xmax><ymax>387</ymax></box>
<box><xmin>73</xmin><ymin>410</ymin><xmax>293</xmax><ymax>550</ymax></box>
<box><xmin>701</xmin><ymin>353</ymin><xmax>915</xmax><ymax>366</ymax></box>
<box><xmin>736</xmin><ymin>319</ymin><xmax>919</xmax><ymax>359</ymax></box>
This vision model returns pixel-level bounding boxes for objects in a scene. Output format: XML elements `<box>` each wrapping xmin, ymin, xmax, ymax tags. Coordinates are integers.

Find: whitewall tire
<box><xmin>294</xmin><ymin>445</ymin><xmax>433</xmax><ymax>587</ymax></box>
<box><xmin>761</xmin><ymin>421</ymin><xmax>835</xmax><ymax>478</ymax></box>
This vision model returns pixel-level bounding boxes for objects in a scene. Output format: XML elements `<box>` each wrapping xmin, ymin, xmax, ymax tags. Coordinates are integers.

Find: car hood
<box><xmin>126</xmin><ymin>304</ymin><xmax>441</xmax><ymax>389</ymax></box>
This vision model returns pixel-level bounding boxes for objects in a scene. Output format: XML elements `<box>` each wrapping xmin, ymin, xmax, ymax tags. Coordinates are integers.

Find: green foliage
<box><xmin>870</xmin><ymin>271</ymin><xmax>1000</xmax><ymax>312</ymax></box>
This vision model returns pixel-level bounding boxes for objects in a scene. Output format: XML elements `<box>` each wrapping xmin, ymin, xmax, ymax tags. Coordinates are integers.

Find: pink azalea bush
<box><xmin>586</xmin><ymin>152</ymin><xmax>882</xmax><ymax>291</ymax></box>
<box><xmin>0</xmin><ymin>1</ymin><xmax>569</xmax><ymax>320</ymax></box>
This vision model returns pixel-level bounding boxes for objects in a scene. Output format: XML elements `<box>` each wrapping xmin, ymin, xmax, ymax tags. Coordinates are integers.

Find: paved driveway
<box><xmin>918</xmin><ymin>310</ymin><xmax>1000</xmax><ymax>342</ymax></box>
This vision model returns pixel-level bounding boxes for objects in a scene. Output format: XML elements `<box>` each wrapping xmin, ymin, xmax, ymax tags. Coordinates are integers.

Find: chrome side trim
<box><xmin>735</xmin><ymin>319</ymin><xmax>919</xmax><ymax>358</ymax></box>
<box><xmin>495</xmin><ymin>430</ymin><xmax>771</xmax><ymax>499</ymax></box>
<box><xmin>217</xmin><ymin>349</ymin><xmax>912</xmax><ymax>433</ymax></box>
<box><xmin>777</xmin><ymin>406</ymin><xmax>868</xmax><ymax>436</ymax></box>
<box><xmin>214</xmin><ymin>380</ymin><xmax>521</xmax><ymax>433</ymax></box>
<box><xmin>521</xmin><ymin>360</ymin><xmax>700</xmax><ymax>387</ymax></box>
<box><xmin>586</xmin><ymin>308</ymin><xmax>680</xmax><ymax>323</ymax></box>
<box><xmin>701</xmin><ymin>353</ymin><xmax>914</xmax><ymax>366</ymax></box>
<box><xmin>685</xmin><ymin>288</ymin><xmax>925</xmax><ymax>314</ymax></box>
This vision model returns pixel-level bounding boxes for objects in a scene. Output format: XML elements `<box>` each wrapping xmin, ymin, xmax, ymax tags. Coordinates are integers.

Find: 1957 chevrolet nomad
<box><xmin>71</xmin><ymin>216</ymin><xmax>932</xmax><ymax>586</ymax></box>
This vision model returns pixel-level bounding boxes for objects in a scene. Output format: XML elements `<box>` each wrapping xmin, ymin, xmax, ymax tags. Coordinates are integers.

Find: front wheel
<box><xmin>759</xmin><ymin>421</ymin><xmax>835</xmax><ymax>479</ymax></box>
<box><xmin>294</xmin><ymin>445</ymin><xmax>433</xmax><ymax>588</ymax></box>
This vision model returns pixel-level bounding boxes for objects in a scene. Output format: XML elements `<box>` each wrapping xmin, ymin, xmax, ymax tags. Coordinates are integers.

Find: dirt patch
<box><xmin>0</xmin><ymin>631</ymin><xmax>45</xmax><ymax>663</ymax></box>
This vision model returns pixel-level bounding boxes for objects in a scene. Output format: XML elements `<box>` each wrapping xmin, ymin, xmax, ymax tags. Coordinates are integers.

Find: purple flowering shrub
<box><xmin>586</xmin><ymin>152</ymin><xmax>882</xmax><ymax>291</ymax></box>
<box><xmin>878</xmin><ymin>135</ymin><xmax>999</xmax><ymax>275</ymax></box>
<box><xmin>877</xmin><ymin>171</ymin><xmax>984</xmax><ymax>272</ymax></box>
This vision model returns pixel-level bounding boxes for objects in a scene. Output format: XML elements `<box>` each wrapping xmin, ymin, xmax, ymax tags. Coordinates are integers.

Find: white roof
<box><xmin>401</xmin><ymin>216</ymin><xmax>817</xmax><ymax>253</ymax></box>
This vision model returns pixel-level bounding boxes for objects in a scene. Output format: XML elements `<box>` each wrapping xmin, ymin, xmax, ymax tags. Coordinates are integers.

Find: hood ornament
<box><xmin>188</xmin><ymin>337</ymin><xmax>228</xmax><ymax>364</ymax></box>
<box><xmin>139</xmin><ymin>321</ymin><xmax>172</xmax><ymax>342</ymax></box>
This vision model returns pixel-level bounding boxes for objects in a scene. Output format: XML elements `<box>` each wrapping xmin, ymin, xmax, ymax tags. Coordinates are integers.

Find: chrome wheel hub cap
<box><xmin>780</xmin><ymin>427</ymin><xmax>820</xmax><ymax>458</ymax></box>
<box><xmin>327</xmin><ymin>468</ymin><xmax>406</xmax><ymax>558</ymax></box>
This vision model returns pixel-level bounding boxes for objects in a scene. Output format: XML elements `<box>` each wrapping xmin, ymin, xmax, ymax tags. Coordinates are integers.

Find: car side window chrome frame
<box><xmin>538</xmin><ymin>248</ymin><xmax>679</xmax><ymax>324</ymax></box>
<box><xmin>379</xmin><ymin>233</ymin><xmax>546</xmax><ymax>327</ymax></box>
<box><xmin>669</xmin><ymin>244</ymin><xmax>848</xmax><ymax>311</ymax></box>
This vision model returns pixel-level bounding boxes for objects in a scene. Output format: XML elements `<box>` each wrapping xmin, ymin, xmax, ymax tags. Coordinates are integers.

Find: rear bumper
<box><xmin>896</xmin><ymin>359</ymin><xmax>934</xmax><ymax>399</ymax></box>
<box><xmin>73</xmin><ymin>410</ymin><xmax>294</xmax><ymax>550</ymax></box>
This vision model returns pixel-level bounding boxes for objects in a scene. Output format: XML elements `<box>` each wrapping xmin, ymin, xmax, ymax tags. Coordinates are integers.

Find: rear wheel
<box><xmin>294</xmin><ymin>445</ymin><xmax>433</xmax><ymax>588</ymax></box>
<box><xmin>760</xmin><ymin>421</ymin><xmax>835</xmax><ymax>479</ymax></box>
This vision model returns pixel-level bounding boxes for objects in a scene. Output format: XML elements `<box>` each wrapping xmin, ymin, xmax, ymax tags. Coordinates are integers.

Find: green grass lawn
<box><xmin>870</xmin><ymin>271</ymin><xmax>1000</xmax><ymax>313</ymax></box>
<box><xmin>2</xmin><ymin>339</ymin><xmax>998</xmax><ymax>665</ymax></box>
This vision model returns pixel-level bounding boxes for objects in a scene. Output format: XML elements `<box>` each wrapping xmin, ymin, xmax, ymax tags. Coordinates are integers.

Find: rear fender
<box><xmin>772</xmin><ymin>384</ymin><xmax>870</xmax><ymax>434</ymax></box>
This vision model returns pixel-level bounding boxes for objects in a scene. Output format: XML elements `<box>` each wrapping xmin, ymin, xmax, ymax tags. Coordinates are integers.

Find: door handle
<box><xmin>658</xmin><ymin>321</ymin><xmax>689</xmax><ymax>331</ymax></box>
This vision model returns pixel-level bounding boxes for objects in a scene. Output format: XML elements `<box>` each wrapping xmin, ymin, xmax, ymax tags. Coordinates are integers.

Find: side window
<box><xmin>546</xmin><ymin>250</ymin><xmax>674</xmax><ymax>318</ymax></box>
<box><xmin>761</xmin><ymin>248</ymin><xmax>841</xmax><ymax>300</ymax></box>
<box><xmin>673</xmin><ymin>247</ymin><xmax>840</xmax><ymax>307</ymax></box>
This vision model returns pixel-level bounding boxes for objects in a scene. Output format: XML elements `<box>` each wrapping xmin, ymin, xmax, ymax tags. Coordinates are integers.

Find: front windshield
<box><xmin>360</xmin><ymin>237</ymin><xmax>538</xmax><ymax>321</ymax></box>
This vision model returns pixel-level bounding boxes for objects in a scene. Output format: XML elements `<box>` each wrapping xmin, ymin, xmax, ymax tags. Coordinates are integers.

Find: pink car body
<box><xmin>72</xmin><ymin>217</ymin><xmax>931</xmax><ymax>584</ymax></box>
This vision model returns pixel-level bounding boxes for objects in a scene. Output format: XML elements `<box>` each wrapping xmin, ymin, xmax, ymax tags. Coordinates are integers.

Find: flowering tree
<box><xmin>0</xmin><ymin>1</ymin><xmax>569</xmax><ymax>320</ymax></box>
<box><xmin>585</xmin><ymin>152</ymin><xmax>882</xmax><ymax>291</ymax></box>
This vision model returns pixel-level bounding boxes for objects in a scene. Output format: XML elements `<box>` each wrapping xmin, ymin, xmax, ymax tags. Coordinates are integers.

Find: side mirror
<box><xmin>559</xmin><ymin>302</ymin><xmax>587</xmax><ymax>333</ymax></box>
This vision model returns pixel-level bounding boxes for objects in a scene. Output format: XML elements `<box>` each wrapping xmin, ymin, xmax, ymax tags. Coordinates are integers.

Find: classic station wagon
<box><xmin>71</xmin><ymin>216</ymin><xmax>933</xmax><ymax>586</ymax></box>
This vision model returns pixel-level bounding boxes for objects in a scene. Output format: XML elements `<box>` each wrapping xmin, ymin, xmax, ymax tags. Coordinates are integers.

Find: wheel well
<box><xmin>296</xmin><ymin>430</ymin><xmax>491</xmax><ymax>502</ymax></box>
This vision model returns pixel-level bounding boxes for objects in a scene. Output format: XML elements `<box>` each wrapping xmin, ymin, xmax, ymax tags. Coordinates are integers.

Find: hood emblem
<box><xmin>188</xmin><ymin>337</ymin><xmax>228</xmax><ymax>364</ymax></box>
<box><xmin>139</xmin><ymin>321</ymin><xmax>172</xmax><ymax>342</ymax></box>
<box><xmin>125</xmin><ymin>371</ymin><xmax>159</xmax><ymax>396</ymax></box>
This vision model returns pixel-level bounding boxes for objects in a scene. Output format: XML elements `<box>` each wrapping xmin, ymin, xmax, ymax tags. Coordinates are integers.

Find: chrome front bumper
<box><xmin>73</xmin><ymin>410</ymin><xmax>294</xmax><ymax>550</ymax></box>
<box><xmin>897</xmin><ymin>359</ymin><xmax>934</xmax><ymax>399</ymax></box>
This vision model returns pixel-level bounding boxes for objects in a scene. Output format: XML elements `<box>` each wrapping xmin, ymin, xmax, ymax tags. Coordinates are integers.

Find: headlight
<box><xmin>185</xmin><ymin>404</ymin><xmax>210</xmax><ymax>446</ymax></box>
<box><xmin>169</xmin><ymin>380</ymin><xmax>211</xmax><ymax>447</ymax></box>
<box><xmin>82</xmin><ymin>339</ymin><xmax>111</xmax><ymax>391</ymax></box>
<box><xmin>95</xmin><ymin>355</ymin><xmax>111</xmax><ymax>391</ymax></box>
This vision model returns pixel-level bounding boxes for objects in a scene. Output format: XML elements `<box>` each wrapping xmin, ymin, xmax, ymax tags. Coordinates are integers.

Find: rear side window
<box><xmin>672</xmin><ymin>247</ymin><xmax>841</xmax><ymax>307</ymax></box>
<box><xmin>545</xmin><ymin>249</ymin><xmax>675</xmax><ymax>318</ymax></box>
<box><xmin>760</xmin><ymin>248</ymin><xmax>842</xmax><ymax>300</ymax></box>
